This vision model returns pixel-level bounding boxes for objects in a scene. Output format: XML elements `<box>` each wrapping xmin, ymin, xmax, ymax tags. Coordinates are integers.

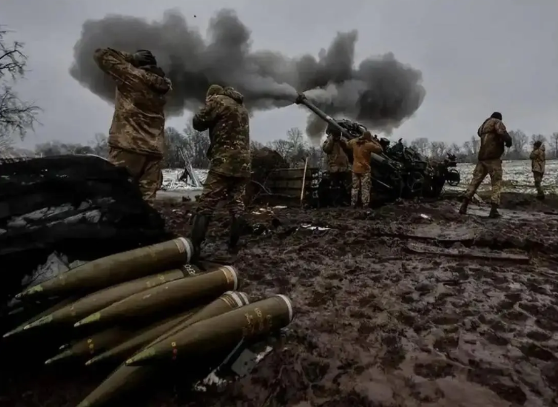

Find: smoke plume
<box><xmin>70</xmin><ymin>9</ymin><xmax>426</xmax><ymax>141</ymax></box>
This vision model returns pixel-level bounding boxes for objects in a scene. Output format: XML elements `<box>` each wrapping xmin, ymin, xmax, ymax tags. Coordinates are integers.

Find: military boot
<box><xmin>228</xmin><ymin>215</ymin><xmax>247</xmax><ymax>253</ymax></box>
<box><xmin>488</xmin><ymin>203</ymin><xmax>501</xmax><ymax>218</ymax></box>
<box><xmin>458</xmin><ymin>198</ymin><xmax>469</xmax><ymax>215</ymax></box>
<box><xmin>190</xmin><ymin>214</ymin><xmax>211</xmax><ymax>259</ymax></box>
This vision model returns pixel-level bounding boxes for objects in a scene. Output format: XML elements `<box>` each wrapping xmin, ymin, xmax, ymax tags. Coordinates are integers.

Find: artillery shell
<box><xmin>16</xmin><ymin>237</ymin><xmax>194</xmax><ymax>300</ymax></box>
<box><xmin>126</xmin><ymin>295</ymin><xmax>293</xmax><ymax>366</ymax></box>
<box><xmin>148</xmin><ymin>291</ymin><xmax>250</xmax><ymax>347</ymax></box>
<box><xmin>44</xmin><ymin>326</ymin><xmax>136</xmax><ymax>365</ymax></box>
<box><xmin>76</xmin><ymin>292</ymin><xmax>249</xmax><ymax>407</ymax></box>
<box><xmin>21</xmin><ymin>265</ymin><xmax>199</xmax><ymax>332</ymax></box>
<box><xmin>75</xmin><ymin>266</ymin><xmax>239</xmax><ymax>328</ymax></box>
<box><xmin>3</xmin><ymin>297</ymin><xmax>75</xmax><ymax>338</ymax></box>
<box><xmin>84</xmin><ymin>309</ymin><xmax>200</xmax><ymax>366</ymax></box>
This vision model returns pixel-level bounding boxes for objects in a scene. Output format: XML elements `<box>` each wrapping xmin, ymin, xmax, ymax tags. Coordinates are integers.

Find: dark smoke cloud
<box><xmin>70</xmin><ymin>9</ymin><xmax>426</xmax><ymax>141</ymax></box>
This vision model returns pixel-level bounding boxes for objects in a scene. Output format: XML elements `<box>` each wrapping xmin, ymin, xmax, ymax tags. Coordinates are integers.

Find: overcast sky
<box><xmin>2</xmin><ymin>0</ymin><xmax>557</xmax><ymax>150</ymax></box>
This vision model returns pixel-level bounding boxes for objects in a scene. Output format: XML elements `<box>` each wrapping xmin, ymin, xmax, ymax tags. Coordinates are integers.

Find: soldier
<box><xmin>347</xmin><ymin>131</ymin><xmax>383</xmax><ymax>208</ymax></box>
<box><xmin>189</xmin><ymin>84</ymin><xmax>250</xmax><ymax>255</ymax></box>
<box><xmin>530</xmin><ymin>140</ymin><xmax>546</xmax><ymax>200</ymax></box>
<box><xmin>93</xmin><ymin>48</ymin><xmax>172</xmax><ymax>205</ymax></box>
<box><xmin>459</xmin><ymin>112</ymin><xmax>512</xmax><ymax>218</ymax></box>
<box><xmin>322</xmin><ymin>128</ymin><xmax>350</xmax><ymax>203</ymax></box>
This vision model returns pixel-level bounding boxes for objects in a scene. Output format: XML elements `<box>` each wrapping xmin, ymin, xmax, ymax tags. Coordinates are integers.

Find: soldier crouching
<box><xmin>460</xmin><ymin>112</ymin><xmax>512</xmax><ymax>218</ymax></box>
<box><xmin>93</xmin><ymin>48</ymin><xmax>172</xmax><ymax>205</ymax></box>
<box><xmin>189</xmin><ymin>84</ymin><xmax>251</xmax><ymax>257</ymax></box>
<box><xmin>530</xmin><ymin>141</ymin><xmax>546</xmax><ymax>200</ymax></box>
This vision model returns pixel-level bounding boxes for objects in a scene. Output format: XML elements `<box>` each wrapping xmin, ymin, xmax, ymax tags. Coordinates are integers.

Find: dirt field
<box><xmin>3</xmin><ymin>192</ymin><xmax>558</xmax><ymax>407</ymax></box>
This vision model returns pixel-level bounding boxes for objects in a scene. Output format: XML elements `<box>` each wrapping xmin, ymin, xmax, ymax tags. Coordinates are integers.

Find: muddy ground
<box><xmin>3</xmin><ymin>192</ymin><xmax>558</xmax><ymax>407</ymax></box>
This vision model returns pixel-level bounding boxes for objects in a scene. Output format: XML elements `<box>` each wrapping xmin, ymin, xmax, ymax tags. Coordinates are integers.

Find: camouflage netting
<box><xmin>0</xmin><ymin>155</ymin><xmax>172</xmax><ymax>305</ymax></box>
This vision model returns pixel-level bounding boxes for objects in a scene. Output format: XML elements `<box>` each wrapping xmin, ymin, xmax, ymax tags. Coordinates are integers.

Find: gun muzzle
<box><xmin>295</xmin><ymin>93</ymin><xmax>307</xmax><ymax>105</ymax></box>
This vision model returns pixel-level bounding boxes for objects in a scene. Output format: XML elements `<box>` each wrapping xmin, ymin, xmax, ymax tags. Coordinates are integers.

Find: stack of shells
<box><xmin>3</xmin><ymin>238</ymin><xmax>294</xmax><ymax>407</ymax></box>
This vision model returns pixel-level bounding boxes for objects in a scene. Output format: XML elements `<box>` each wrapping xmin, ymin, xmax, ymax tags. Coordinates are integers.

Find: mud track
<box><xmin>3</xmin><ymin>192</ymin><xmax>558</xmax><ymax>407</ymax></box>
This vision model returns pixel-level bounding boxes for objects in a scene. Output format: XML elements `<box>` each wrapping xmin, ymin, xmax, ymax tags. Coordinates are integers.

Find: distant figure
<box><xmin>347</xmin><ymin>131</ymin><xmax>383</xmax><ymax>208</ymax></box>
<box><xmin>93</xmin><ymin>48</ymin><xmax>172</xmax><ymax>204</ymax></box>
<box><xmin>460</xmin><ymin>112</ymin><xmax>512</xmax><ymax>218</ymax></box>
<box><xmin>189</xmin><ymin>84</ymin><xmax>251</xmax><ymax>255</ymax></box>
<box><xmin>530</xmin><ymin>141</ymin><xmax>546</xmax><ymax>200</ymax></box>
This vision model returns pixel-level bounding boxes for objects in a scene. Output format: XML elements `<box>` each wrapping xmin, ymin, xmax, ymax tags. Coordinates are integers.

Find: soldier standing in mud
<box><xmin>530</xmin><ymin>141</ymin><xmax>546</xmax><ymax>200</ymax></box>
<box><xmin>322</xmin><ymin>129</ymin><xmax>350</xmax><ymax>204</ymax></box>
<box><xmin>459</xmin><ymin>112</ymin><xmax>512</xmax><ymax>218</ymax></box>
<box><xmin>93</xmin><ymin>48</ymin><xmax>172</xmax><ymax>205</ymax></box>
<box><xmin>189</xmin><ymin>84</ymin><xmax>251</xmax><ymax>257</ymax></box>
<box><xmin>347</xmin><ymin>131</ymin><xmax>383</xmax><ymax>208</ymax></box>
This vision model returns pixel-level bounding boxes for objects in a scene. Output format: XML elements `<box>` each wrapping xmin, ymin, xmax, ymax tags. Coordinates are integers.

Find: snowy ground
<box><xmin>449</xmin><ymin>160</ymin><xmax>558</xmax><ymax>195</ymax></box>
<box><xmin>162</xmin><ymin>160</ymin><xmax>557</xmax><ymax>195</ymax></box>
<box><xmin>161</xmin><ymin>169</ymin><xmax>208</xmax><ymax>191</ymax></box>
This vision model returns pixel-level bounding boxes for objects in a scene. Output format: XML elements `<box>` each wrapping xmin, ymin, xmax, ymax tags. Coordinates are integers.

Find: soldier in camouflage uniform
<box><xmin>322</xmin><ymin>129</ymin><xmax>350</xmax><ymax>203</ymax></box>
<box><xmin>347</xmin><ymin>132</ymin><xmax>383</xmax><ymax>208</ymax></box>
<box><xmin>460</xmin><ymin>112</ymin><xmax>512</xmax><ymax>218</ymax></box>
<box><xmin>189</xmin><ymin>84</ymin><xmax>251</xmax><ymax>255</ymax></box>
<box><xmin>93</xmin><ymin>48</ymin><xmax>172</xmax><ymax>205</ymax></box>
<box><xmin>530</xmin><ymin>141</ymin><xmax>546</xmax><ymax>200</ymax></box>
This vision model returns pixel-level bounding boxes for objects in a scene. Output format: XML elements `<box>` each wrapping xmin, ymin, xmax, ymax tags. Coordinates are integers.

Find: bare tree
<box><xmin>509</xmin><ymin>130</ymin><xmax>528</xmax><ymax>155</ymax></box>
<box><xmin>530</xmin><ymin>134</ymin><xmax>547</xmax><ymax>145</ymax></box>
<box><xmin>429</xmin><ymin>141</ymin><xmax>447</xmax><ymax>159</ymax></box>
<box><xmin>551</xmin><ymin>132</ymin><xmax>558</xmax><ymax>158</ymax></box>
<box><xmin>267</xmin><ymin>139</ymin><xmax>292</xmax><ymax>158</ymax></box>
<box><xmin>88</xmin><ymin>133</ymin><xmax>108</xmax><ymax>157</ymax></box>
<box><xmin>0</xmin><ymin>27</ymin><xmax>40</xmax><ymax>145</ymax></box>
<box><xmin>182</xmin><ymin>125</ymin><xmax>210</xmax><ymax>168</ymax></box>
<box><xmin>410</xmin><ymin>137</ymin><xmax>429</xmax><ymax>156</ymax></box>
<box><xmin>448</xmin><ymin>143</ymin><xmax>461</xmax><ymax>155</ymax></box>
<box><xmin>250</xmin><ymin>140</ymin><xmax>264</xmax><ymax>151</ymax></box>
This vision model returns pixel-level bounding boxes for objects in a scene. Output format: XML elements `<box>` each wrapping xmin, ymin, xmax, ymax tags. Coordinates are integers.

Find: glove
<box><xmin>133</xmin><ymin>50</ymin><xmax>156</xmax><ymax>67</ymax></box>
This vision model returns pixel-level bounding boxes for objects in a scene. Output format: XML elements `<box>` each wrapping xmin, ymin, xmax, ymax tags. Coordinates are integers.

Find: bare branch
<box><xmin>0</xmin><ymin>27</ymin><xmax>40</xmax><ymax>142</ymax></box>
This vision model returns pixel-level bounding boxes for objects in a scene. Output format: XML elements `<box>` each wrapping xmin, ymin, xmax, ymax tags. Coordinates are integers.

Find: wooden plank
<box><xmin>405</xmin><ymin>242</ymin><xmax>530</xmax><ymax>263</ymax></box>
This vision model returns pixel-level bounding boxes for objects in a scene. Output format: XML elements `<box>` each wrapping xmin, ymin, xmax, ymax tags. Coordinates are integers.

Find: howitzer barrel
<box><xmin>295</xmin><ymin>93</ymin><xmax>354</xmax><ymax>139</ymax></box>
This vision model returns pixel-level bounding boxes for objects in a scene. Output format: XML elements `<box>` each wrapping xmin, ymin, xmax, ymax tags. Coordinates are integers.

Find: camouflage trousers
<box><xmin>197</xmin><ymin>170</ymin><xmax>248</xmax><ymax>217</ymax></box>
<box><xmin>351</xmin><ymin>171</ymin><xmax>371</xmax><ymax>206</ymax></box>
<box><xmin>108</xmin><ymin>147</ymin><xmax>162</xmax><ymax>205</ymax></box>
<box><xmin>464</xmin><ymin>159</ymin><xmax>502</xmax><ymax>205</ymax></box>
<box><xmin>533</xmin><ymin>171</ymin><xmax>544</xmax><ymax>196</ymax></box>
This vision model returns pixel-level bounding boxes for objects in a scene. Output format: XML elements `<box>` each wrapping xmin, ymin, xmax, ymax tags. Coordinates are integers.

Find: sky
<box><xmin>2</xmin><ymin>0</ymin><xmax>557</xmax><ymax>150</ymax></box>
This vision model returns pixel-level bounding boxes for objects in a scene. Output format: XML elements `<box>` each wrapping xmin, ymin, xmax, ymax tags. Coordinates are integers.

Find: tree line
<box><xmin>2</xmin><ymin>28</ymin><xmax>557</xmax><ymax>168</ymax></box>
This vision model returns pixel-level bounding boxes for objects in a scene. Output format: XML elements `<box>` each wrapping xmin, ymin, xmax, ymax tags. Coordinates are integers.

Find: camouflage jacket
<box><xmin>93</xmin><ymin>48</ymin><xmax>172</xmax><ymax>157</ymax></box>
<box><xmin>530</xmin><ymin>145</ymin><xmax>546</xmax><ymax>174</ymax></box>
<box><xmin>192</xmin><ymin>87</ymin><xmax>251</xmax><ymax>178</ymax></box>
<box><xmin>347</xmin><ymin>137</ymin><xmax>383</xmax><ymax>174</ymax></box>
<box><xmin>322</xmin><ymin>135</ymin><xmax>349</xmax><ymax>172</ymax></box>
<box><xmin>477</xmin><ymin>117</ymin><xmax>512</xmax><ymax>161</ymax></box>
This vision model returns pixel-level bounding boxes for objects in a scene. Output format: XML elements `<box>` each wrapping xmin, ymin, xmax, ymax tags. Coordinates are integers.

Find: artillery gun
<box><xmin>294</xmin><ymin>93</ymin><xmax>460</xmax><ymax>205</ymax></box>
